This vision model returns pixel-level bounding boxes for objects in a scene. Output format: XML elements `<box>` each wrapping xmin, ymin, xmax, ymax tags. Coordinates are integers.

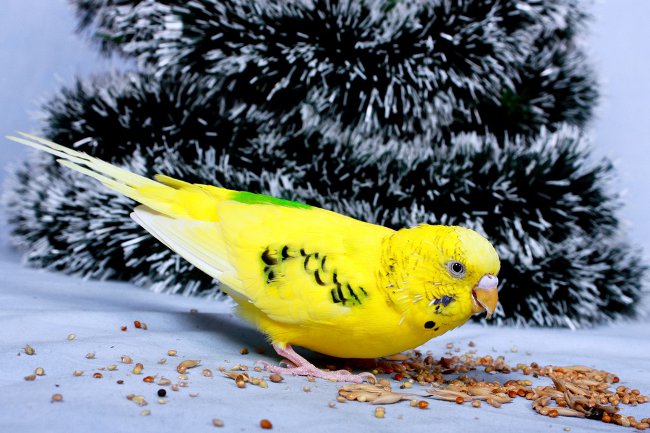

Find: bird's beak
<box><xmin>471</xmin><ymin>274</ymin><xmax>499</xmax><ymax>318</ymax></box>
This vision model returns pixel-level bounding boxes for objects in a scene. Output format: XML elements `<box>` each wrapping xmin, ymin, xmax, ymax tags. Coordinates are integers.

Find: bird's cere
<box><xmin>478</xmin><ymin>274</ymin><xmax>498</xmax><ymax>290</ymax></box>
<box><xmin>471</xmin><ymin>275</ymin><xmax>499</xmax><ymax>318</ymax></box>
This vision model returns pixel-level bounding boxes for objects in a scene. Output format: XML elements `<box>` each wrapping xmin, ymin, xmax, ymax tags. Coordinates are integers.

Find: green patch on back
<box><xmin>231</xmin><ymin>191</ymin><xmax>312</xmax><ymax>209</ymax></box>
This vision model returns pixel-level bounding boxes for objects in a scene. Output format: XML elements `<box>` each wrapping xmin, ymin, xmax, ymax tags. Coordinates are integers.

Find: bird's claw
<box><xmin>256</xmin><ymin>360</ymin><xmax>375</xmax><ymax>383</ymax></box>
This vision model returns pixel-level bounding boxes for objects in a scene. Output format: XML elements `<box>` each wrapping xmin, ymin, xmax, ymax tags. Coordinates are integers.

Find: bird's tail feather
<box><xmin>7</xmin><ymin>132</ymin><xmax>241</xmax><ymax>289</ymax></box>
<box><xmin>6</xmin><ymin>132</ymin><xmax>224</xmax><ymax>221</ymax></box>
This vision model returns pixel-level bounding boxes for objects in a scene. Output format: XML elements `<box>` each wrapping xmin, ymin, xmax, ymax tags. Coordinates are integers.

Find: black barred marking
<box><xmin>434</xmin><ymin>327</ymin><xmax>440</xmax><ymax>331</ymax></box>
<box><xmin>347</xmin><ymin>285</ymin><xmax>360</xmax><ymax>303</ymax></box>
<box><xmin>424</xmin><ymin>321</ymin><xmax>435</xmax><ymax>329</ymax></box>
<box><xmin>262</xmin><ymin>245</ymin><xmax>368</xmax><ymax>306</ymax></box>
<box><xmin>314</xmin><ymin>270</ymin><xmax>326</xmax><ymax>286</ymax></box>
<box><xmin>261</xmin><ymin>248</ymin><xmax>278</xmax><ymax>265</ymax></box>
<box><xmin>337</xmin><ymin>286</ymin><xmax>346</xmax><ymax>305</ymax></box>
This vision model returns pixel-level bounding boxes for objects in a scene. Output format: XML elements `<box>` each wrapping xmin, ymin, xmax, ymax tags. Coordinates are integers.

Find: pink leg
<box><xmin>258</xmin><ymin>344</ymin><xmax>375</xmax><ymax>383</ymax></box>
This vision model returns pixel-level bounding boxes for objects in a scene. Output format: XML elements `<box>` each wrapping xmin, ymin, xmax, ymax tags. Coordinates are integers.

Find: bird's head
<box><xmin>380</xmin><ymin>225</ymin><xmax>500</xmax><ymax>335</ymax></box>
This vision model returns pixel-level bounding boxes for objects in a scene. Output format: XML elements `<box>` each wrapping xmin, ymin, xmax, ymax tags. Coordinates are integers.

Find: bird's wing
<box><xmin>215</xmin><ymin>201</ymin><xmax>392</xmax><ymax>325</ymax></box>
<box><xmin>133</xmin><ymin>200</ymin><xmax>391</xmax><ymax>325</ymax></box>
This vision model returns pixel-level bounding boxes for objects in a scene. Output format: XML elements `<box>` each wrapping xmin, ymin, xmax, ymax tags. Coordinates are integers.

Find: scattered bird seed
<box><xmin>212</xmin><ymin>419</ymin><xmax>224</xmax><ymax>427</ymax></box>
<box><xmin>120</xmin><ymin>326</ymin><xmax>127</xmax><ymax>331</ymax></box>
<box><xmin>167</xmin><ymin>350</ymin><xmax>177</xmax><ymax>356</ymax></box>
<box><xmin>203</xmin><ymin>369</ymin><xmax>213</xmax><ymax>377</ymax></box>
<box><xmin>93</xmin><ymin>372</ymin><xmax>103</xmax><ymax>379</ymax></box>
<box><xmin>132</xmin><ymin>363</ymin><xmax>143</xmax><ymax>374</ymax></box>
<box><xmin>134</xmin><ymin>320</ymin><xmax>142</xmax><ymax>329</ymax></box>
<box><xmin>269</xmin><ymin>373</ymin><xmax>283</xmax><ymax>383</ymax></box>
<box><xmin>511</xmin><ymin>346</ymin><xmax>518</xmax><ymax>353</ymax></box>
<box><xmin>303</xmin><ymin>386</ymin><xmax>311</xmax><ymax>392</ymax></box>
<box><xmin>67</xmin><ymin>334</ymin><xmax>76</xmax><ymax>341</ymax></box>
<box><xmin>117</xmin><ymin>380</ymin><xmax>124</xmax><ymax>385</ymax></box>
<box><xmin>24</xmin><ymin>374</ymin><xmax>36</xmax><ymax>381</ymax></box>
<box><xmin>127</xmin><ymin>395</ymin><xmax>148</xmax><ymax>406</ymax></box>
<box><xmin>24</xmin><ymin>345</ymin><xmax>35</xmax><ymax>355</ymax></box>
<box><xmin>157</xmin><ymin>398</ymin><xmax>166</xmax><ymax>404</ymax></box>
<box><xmin>35</xmin><ymin>367</ymin><xmax>45</xmax><ymax>376</ymax></box>
<box><xmin>143</xmin><ymin>376</ymin><xmax>155</xmax><ymax>383</ymax></box>
<box><xmin>189</xmin><ymin>393</ymin><xmax>199</xmax><ymax>398</ymax></box>
<box><xmin>121</xmin><ymin>355</ymin><xmax>132</xmax><ymax>364</ymax></box>
<box><xmin>177</xmin><ymin>360</ymin><xmax>200</xmax><ymax>374</ymax></box>
<box><xmin>260</xmin><ymin>419</ymin><xmax>273</xmax><ymax>429</ymax></box>
<box><xmin>141</xmin><ymin>410</ymin><xmax>151</xmax><ymax>416</ymax></box>
<box><xmin>178</xmin><ymin>374</ymin><xmax>189</xmax><ymax>380</ymax></box>
<box><xmin>85</xmin><ymin>352</ymin><xmax>95</xmax><ymax>359</ymax></box>
<box><xmin>328</xmin><ymin>401</ymin><xmax>336</xmax><ymax>408</ymax></box>
<box><xmin>107</xmin><ymin>364</ymin><xmax>117</xmax><ymax>371</ymax></box>
<box><xmin>336</xmin><ymin>396</ymin><xmax>346</xmax><ymax>403</ymax></box>
<box><xmin>240</xmin><ymin>347</ymin><xmax>249</xmax><ymax>355</ymax></box>
<box><xmin>158</xmin><ymin>358</ymin><xmax>167</xmax><ymax>365</ymax></box>
<box><xmin>73</xmin><ymin>370</ymin><xmax>83</xmax><ymax>377</ymax></box>
<box><xmin>158</xmin><ymin>378</ymin><xmax>171</xmax><ymax>386</ymax></box>
<box><xmin>51</xmin><ymin>394</ymin><xmax>63</xmax><ymax>402</ymax></box>
<box><xmin>374</xmin><ymin>407</ymin><xmax>386</xmax><ymax>418</ymax></box>
<box><xmin>157</xmin><ymin>389</ymin><xmax>167</xmax><ymax>397</ymax></box>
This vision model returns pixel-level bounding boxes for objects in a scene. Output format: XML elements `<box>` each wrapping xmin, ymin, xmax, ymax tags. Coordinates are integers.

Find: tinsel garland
<box><xmin>4</xmin><ymin>0</ymin><xmax>645</xmax><ymax>327</ymax></box>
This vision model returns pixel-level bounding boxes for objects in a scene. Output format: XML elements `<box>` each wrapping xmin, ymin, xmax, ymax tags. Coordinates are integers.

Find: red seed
<box><xmin>613</xmin><ymin>376</ymin><xmax>620</xmax><ymax>383</ymax></box>
<box><xmin>384</xmin><ymin>367</ymin><xmax>394</xmax><ymax>374</ymax></box>
<box><xmin>549</xmin><ymin>409</ymin><xmax>558</xmax><ymax>418</ymax></box>
<box><xmin>455</xmin><ymin>397</ymin><xmax>464</xmax><ymax>404</ymax></box>
<box><xmin>418</xmin><ymin>401</ymin><xmax>429</xmax><ymax>409</ymax></box>
<box><xmin>93</xmin><ymin>372</ymin><xmax>103</xmax><ymax>379</ymax></box>
<box><xmin>507</xmin><ymin>390</ymin><xmax>517</xmax><ymax>398</ymax></box>
<box><xmin>143</xmin><ymin>376</ymin><xmax>155</xmax><ymax>383</ymax></box>
<box><xmin>394</xmin><ymin>373</ymin><xmax>403</xmax><ymax>381</ymax></box>
<box><xmin>121</xmin><ymin>326</ymin><xmax>127</xmax><ymax>331</ymax></box>
<box><xmin>260</xmin><ymin>419</ymin><xmax>273</xmax><ymax>429</ymax></box>
<box><xmin>134</xmin><ymin>320</ymin><xmax>142</xmax><ymax>329</ymax></box>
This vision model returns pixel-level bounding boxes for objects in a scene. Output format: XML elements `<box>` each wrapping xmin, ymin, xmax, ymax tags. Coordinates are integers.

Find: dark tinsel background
<box><xmin>3</xmin><ymin>0</ymin><xmax>646</xmax><ymax>327</ymax></box>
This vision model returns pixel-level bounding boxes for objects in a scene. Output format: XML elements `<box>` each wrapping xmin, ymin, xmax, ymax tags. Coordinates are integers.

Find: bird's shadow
<box><xmin>178</xmin><ymin>309</ymin><xmax>357</xmax><ymax>368</ymax></box>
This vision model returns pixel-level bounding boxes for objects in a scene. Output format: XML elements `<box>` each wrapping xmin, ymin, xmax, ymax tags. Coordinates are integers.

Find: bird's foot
<box><xmin>258</xmin><ymin>344</ymin><xmax>375</xmax><ymax>384</ymax></box>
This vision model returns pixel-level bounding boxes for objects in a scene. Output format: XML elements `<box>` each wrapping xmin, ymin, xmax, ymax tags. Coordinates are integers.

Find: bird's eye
<box><xmin>447</xmin><ymin>261</ymin><xmax>466</xmax><ymax>278</ymax></box>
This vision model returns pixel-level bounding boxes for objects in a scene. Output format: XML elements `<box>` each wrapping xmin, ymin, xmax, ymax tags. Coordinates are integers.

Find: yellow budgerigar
<box><xmin>8</xmin><ymin>132</ymin><xmax>500</xmax><ymax>383</ymax></box>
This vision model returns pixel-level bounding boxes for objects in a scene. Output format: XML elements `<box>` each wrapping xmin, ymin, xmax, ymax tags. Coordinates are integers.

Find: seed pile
<box><xmin>337</xmin><ymin>348</ymin><xmax>649</xmax><ymax>429</ymax></box>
